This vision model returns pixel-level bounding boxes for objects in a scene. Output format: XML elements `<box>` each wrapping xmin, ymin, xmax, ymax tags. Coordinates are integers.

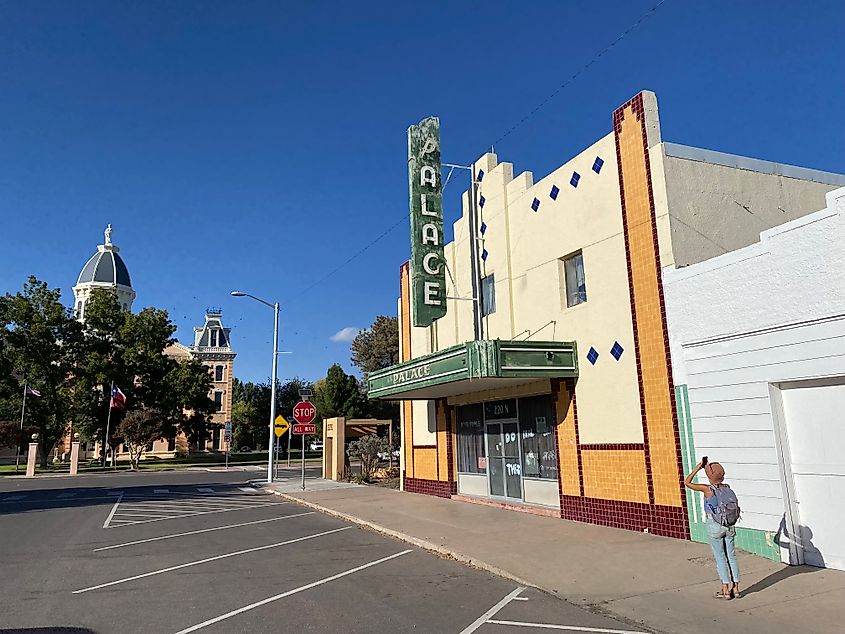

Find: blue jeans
<box><xmin>706</xmin><ymin>518</ymin><xmax>740</xmax><ymax>585</ymax></box>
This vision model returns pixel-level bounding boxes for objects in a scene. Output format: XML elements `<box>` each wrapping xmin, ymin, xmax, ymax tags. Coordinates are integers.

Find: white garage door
<box><xmin>781</xmin><ymin>380</ymin><xmax>845</xmax><ymax>570</ymax></box>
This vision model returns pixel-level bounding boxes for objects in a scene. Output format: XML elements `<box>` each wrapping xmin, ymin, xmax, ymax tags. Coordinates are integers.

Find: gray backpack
<box><xmin>710</xmin><ymin>485</ymin><xmax>741</xmax><ymax>527</ymax></box>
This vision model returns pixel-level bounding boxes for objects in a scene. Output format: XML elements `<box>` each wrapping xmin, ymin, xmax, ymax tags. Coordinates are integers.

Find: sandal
<box><xmin>713</xmin><ymin>590</ymin><xmax>732</xmax><ymax>600</ymax></box>
<box><xmin>733</xmin><ymin>589</ymin><xmax>742</xmax><ymax>599</ymax></box>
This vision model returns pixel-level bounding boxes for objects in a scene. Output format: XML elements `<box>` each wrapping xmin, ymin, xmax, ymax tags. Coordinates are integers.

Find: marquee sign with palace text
<box><xmin>408</xmin><ymin>116</ymin><xmax>446</xmax><ymax>327</ymax></box>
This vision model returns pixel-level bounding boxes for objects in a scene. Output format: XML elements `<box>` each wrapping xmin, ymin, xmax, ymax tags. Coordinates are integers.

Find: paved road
<box><xmin>0</xmin><ymin>470</ymin><xmax>648</xmax><ymax>633</ymax></box>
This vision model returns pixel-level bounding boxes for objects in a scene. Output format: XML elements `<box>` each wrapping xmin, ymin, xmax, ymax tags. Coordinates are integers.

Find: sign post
<box><xmin>273</xmin><ymin>415</ymin><xmax>289</xmax><ymax>481</ymax></box>
<box><xmin>224</xmin><ymin>421</ymin><xmax>232</xmax><ymax>471</ymax></box>
<box><xmin>292</xmin><ymin>401</ymin><xmax>317</xmax><ymax>490</ymax></box>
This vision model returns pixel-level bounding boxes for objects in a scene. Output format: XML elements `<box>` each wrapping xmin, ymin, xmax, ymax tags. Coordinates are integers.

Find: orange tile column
<box><xmin>613</xmin><ymin>93</ymin><xmax>685</xmax><ymax>514</ymax></box>
<box><xmin>399</xmin><ymin>262</ymin><xmax>414</xmax><ymax>479</ymax></box>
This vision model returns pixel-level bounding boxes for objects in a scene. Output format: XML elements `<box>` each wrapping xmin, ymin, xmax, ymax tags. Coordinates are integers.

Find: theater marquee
<box><xmin>408</xmin><ymin>116</ymin><xmax>446</xmax><ymax>327</ymax></box>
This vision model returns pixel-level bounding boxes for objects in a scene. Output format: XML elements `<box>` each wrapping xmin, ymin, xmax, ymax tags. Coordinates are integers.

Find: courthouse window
<box><xmin>518</xmin><ymin>395</ymin><xmax>557</xmax><ymax>480</ymax></box>
<box><xmin>215</xmin><ymin>365</ymin><xmax>224</xmax><ymax>382</ymax></box>
<box><xmin>213</xmin><ymin>391</ymin><xmax>223</xmax><ymax>412</ymax></box>
<box><xmin>457</xmin><ymin>403</ymin><xmax>486</xmax><ymax>474</ymax></box>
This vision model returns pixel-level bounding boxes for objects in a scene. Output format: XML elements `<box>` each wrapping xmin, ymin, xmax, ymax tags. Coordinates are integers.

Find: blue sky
<box><xmin>1</xmin><ymin>1</ymin><xmax>843</xmax><ymax>383</ymax></box>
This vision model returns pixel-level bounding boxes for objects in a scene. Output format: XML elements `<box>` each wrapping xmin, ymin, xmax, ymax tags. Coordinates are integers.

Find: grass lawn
<box><xmin>0</xmin><ymin>451</ymin><xmax>322</xmax><ymax>475</ymax></box>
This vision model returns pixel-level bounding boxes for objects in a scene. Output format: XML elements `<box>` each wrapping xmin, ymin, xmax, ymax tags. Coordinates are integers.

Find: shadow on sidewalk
<box><xmin>742</xmin><ymin>563</ymin><xmax>823</xmax><ymax>596</ymax></box>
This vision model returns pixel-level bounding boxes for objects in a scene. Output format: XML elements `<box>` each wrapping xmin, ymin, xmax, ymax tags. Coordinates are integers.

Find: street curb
<box><xmin>265</xmin><ymin>487</ymin><xmax>663</xmax><ymax>634</ymax></box>
<box><xmin>263</xmin><ymin>487</ymin><xmax>543</xmax><ymax>592</ymax></box>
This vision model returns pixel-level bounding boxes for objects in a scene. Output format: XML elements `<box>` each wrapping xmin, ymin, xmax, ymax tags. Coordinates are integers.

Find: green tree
<box><xmin>0</xmin><ymin>277</ymin><xmax>85</xmax><ymax>465</ymax></box>
<box><xmin>116</xmin><ymin>409</ymin><xmax>169</xmax><ymax>470</ymax></box>
<box><xmin>350</xmin><ymin>315</ymin><xmax>400</xmax><ymax>427</ymax></box>
<box><xmin>313</xmin><ymin>364</ymin><xmax>367</xmax><ymax>420</ymax></box>
<box><xmin>350</xmin><ymin>316</ymin><xmax>399</xmax><ymax>379</ymax></box>
<box><xmin>77</xmin><ymin>288</ymin><xmax>214</xmax><ymax>451</ymax></box>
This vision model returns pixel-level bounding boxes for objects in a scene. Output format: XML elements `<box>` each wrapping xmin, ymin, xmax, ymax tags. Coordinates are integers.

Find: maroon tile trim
<box><xmin>560</xmin><ymin>494</ymin><xmax>690</xmax><ymax>540</ymax></box>
<box><xmin>404</xmin><ymin>476</ymin><xmax>455</xmax><ymax>498</ymax></box>
<box><xmin>579</xmin><ymin>443</ymin><xmax>645</xmax><ymax>451</ymax></box>
<box><xmin>445</xmin><ymin>402</ymin><xmax>455</xmax><ymax>484</ymax></box>
<box><xmin>412</xmin><ymin>445</ymin><xmax>437</xmax><ymax>449</ymax></box>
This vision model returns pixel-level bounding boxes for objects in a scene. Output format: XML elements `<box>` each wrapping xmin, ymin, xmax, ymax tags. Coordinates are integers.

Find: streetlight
<box><xmin>231</xmin><ymin>290</ymin><xmax>279</xmax><ymax>484</ymax></box>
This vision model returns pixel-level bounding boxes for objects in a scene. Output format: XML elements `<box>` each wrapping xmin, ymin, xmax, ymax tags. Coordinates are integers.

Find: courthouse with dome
<box><xmin>370</xmin><ymin>91</ymin><xmax>845</xmax><ymax>570</ymax></box>
<box><xmin>70</xmin><ymin>226</ymin><xmax>236</xmax><ymax>458</ymax></box>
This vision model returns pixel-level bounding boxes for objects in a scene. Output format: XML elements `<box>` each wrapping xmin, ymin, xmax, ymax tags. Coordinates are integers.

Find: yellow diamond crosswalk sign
<box><xmin>274</xmin><ymin>415</ymin><xmax>290</xmax><ymax>437</ymax></box>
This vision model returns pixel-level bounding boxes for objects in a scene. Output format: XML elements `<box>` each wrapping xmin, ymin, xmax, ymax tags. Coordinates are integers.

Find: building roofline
<box><xmin>663</xmin><ymin>142</ymin><xmax>845</xmax><ymax>186</ymax></box>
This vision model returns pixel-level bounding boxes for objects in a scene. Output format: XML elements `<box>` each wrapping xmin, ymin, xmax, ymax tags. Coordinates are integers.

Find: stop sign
<box><xmin>292</xmin><ymin>400</ymin><xmax>317</xmax><ymax>424</ymax></box>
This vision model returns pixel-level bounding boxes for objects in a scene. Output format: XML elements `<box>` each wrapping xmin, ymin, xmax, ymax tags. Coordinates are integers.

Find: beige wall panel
<box><xmin>663</xmin><ymin>155</ymin><xmax>840</xmax><ymax>267</ymax></box>
<box><xmin>555</xmin><ymin>382</ymin><xmax>580</xmax><ymax>496</ymax></box>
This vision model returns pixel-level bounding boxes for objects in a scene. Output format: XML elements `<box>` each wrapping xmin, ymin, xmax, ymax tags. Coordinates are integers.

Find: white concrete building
<box><xmin>665</xmin><ymin>186</ymin><xmax>845</xmax><ymax>570</ymax></box>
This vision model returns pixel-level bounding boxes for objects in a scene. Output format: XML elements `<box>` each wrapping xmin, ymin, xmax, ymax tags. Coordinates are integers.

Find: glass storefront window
<box><xmin>518</xmin><ymin>395</ymin><xmax>558</xmax><ymax>480</ymax></box>
<box><xmin>457</xmin><ymin>403</ymin><xmax>485</xmax><ymax>473</ymax></box>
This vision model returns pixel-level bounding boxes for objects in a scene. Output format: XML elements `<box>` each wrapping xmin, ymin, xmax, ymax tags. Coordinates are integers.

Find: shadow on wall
<box><xmin>742</xmin><ymin>515</ymin><xmax>825</xmax><ymax>597</ymax></box>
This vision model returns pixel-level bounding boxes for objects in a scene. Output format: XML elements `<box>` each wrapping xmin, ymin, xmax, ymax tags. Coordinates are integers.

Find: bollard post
<box><xmin>70</xmin><ymin>435</ymin><xmax>81</xmax><ymax>476</ymax></box>
<box><xmin>25</xmin><ymin>441</ymin><xmax>38</xmax><ymax>478</ymax></box>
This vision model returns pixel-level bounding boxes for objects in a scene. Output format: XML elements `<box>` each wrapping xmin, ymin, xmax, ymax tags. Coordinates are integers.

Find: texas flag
<box><xmin>110</xmin><ymin>385</ymin><xmax>127</xmax><ymax>411</ymax></box>
<box><xmin>25</xmin><ymin>385</ymin><xmax>41</xmax><ymax>397</ymax></box>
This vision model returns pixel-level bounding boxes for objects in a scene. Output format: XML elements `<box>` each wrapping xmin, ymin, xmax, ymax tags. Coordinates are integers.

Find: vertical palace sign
<box><xmin>408</xmin><ymin>116</ymin><xmax>446</xmax><ymax>327</ymax></box>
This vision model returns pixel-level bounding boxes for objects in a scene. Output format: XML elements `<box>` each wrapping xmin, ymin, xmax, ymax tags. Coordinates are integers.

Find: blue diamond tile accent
<box><xmin>610</xmin><ymin>341</ymin><xmax>624</xmax><ymax>361</ymax></box>
<box><xmin>479</xmin><ymin>194</ymin><xmax>486</xmax><ymax>209</ymax></box>
<box><xmin>586</xmin><ymin>347</ymin><xmax>599</xmax><ymax>365</ymax></box>
<box><xmin>481</xmin><ymin>248</ymin><xmax>489</xmax><ymax>261</ymax></box>
<box><xmin>570</xmin><ymin>171</ymin><xmax>581</xmax><ymax>187</ymax></box>
<box><xmin>531</xmin><ymin>197</ymin><xmax>540</xmax><ymax>212</ymax></box>
<box><xmin>550</xmin><ymin>185</ymin><xmax>560</xmax><ymax>200</ymax></box>
<box><xmin>477</xmin><ymin>169</ymin><xmax>484</xmax><ymax>182</ymax></box>
<box><xmin>480</xmin><ymin>222</ymin><xmax>487</xmax><ymax>235</ymax></box>
<box><xmin>592</xmin><ymin>156</ymin><xmax>604</xmax><ymax>174</ymax></box>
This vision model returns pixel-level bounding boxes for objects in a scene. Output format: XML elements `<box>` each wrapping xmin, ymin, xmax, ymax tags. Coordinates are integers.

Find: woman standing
<box><xmin>685</xmin><ymin>459</ymin><xmax>741</xmax><ymax>599</ymax></box>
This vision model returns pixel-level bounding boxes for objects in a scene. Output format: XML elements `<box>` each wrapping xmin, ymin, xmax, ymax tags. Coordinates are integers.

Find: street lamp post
<box><xmin>231</xmin><ymin>291</ymin><xmax>279</xmax><ymax>484</ymax></box>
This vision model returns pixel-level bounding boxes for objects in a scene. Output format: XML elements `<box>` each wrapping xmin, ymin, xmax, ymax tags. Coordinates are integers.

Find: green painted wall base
<box><xmin>676</xmin><ymin>385</ymin><xmax>781</xmax><ymax>562</ymax></box>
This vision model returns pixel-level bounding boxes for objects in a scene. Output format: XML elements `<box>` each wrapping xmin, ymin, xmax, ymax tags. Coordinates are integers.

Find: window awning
<box><xmin>367</xmin><ymin>340</ymin><xmax>578</xmax><ymax>400</ymax></box>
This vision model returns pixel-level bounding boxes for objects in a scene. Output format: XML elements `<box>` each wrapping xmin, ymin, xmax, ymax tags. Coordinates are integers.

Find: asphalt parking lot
<box><xmin>0</xmin><ymin>470</ymin><xmax>647</xmax><ymax>633</ymax></box>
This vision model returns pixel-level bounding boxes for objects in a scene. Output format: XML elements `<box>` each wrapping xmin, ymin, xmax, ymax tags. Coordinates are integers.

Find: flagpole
<box><xmin>103</xmin><ymin>381</ymin><xmax>114</xmax><ymax>469</ymax></box>
<box><xmin>15</xmin><ymin>383</ymin><xmax>27</xmax><ymax>472</ymax></box>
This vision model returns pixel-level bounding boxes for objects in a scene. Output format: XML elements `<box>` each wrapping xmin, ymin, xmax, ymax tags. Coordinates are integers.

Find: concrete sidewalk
<box><xmin>265</xmin><ymin>482</ymin><xmax>845</xmax><ymax>634</ymax></box>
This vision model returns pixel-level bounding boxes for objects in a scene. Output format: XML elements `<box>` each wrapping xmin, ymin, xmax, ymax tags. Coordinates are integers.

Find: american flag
<box><xmin>24</xmin><ymin>385</ymin><xmax>41</xmax><ymax>397</ymax></box>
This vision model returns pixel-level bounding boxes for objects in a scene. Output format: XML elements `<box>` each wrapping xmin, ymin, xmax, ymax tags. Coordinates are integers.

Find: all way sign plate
<box><xmin>292</xmin><ymin>423</ymin><xmax>316</xmax><ymax>435</ymax></box>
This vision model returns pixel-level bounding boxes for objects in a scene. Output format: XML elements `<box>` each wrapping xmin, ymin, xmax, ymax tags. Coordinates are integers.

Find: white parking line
<box><xmin>173</xmin><ymin>549</ymin><xmax>414</xmax><ymax>633</ymax></box>
<box><xmin>102</xmin><ymin>493</ymin><xmax>124</xmax><ymax>528</ymax></box>
<box><xmin>153</xmin><ymin>489</ymin><xmax>170</xmax><ymax>494</ymax></box>
<box><xmin>460</xmin><ymin>587</ymin><xmax>526</xmax><ymax>634</ymax></box>
<box><xmin>197</xmin><ymin>488</ymin><xmax>214</xmax><ymax>493</ymax></box>
<box><xmin>74</xmin><ymin>526</ymin><xmax>353</xmax><ymax>594</ymax></box>
<box><xmin>487</xmin><ymin>621</ymin><xmax>645</xmax><ymax>633</ymax></box>
<box><xmin>239</xmin><ymin>487</ymin><xmax>257</xmax><ymax>493</ymax></box>
<box><xmin>105</xmin><ymin>501</ymin><xmax>287</xmax><ymax>528</ymax></box>
<box><xmin>94</xmin><ymin>512</ymin><xmax>315</xmax><ymax>551</ymax></box>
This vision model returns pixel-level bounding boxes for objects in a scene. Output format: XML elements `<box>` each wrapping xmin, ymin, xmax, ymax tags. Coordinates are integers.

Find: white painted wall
<box><xmin>664</xmin><ymin>187</ymin><xmax>845</xmax><ymax>555</ymax></box>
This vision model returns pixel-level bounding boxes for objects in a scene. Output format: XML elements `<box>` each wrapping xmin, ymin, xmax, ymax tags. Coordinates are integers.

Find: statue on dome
<box><xmin>104</xmin><ymin>224</ymin><xmax>113</xmax><ymax>246</ymax></box>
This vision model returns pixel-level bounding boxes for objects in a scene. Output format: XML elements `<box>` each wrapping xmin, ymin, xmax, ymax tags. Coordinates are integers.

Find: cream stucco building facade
<box><xmin>370</xmin><ymin>91</ymin><xmax>845</xmax><ymax>540</ymax></box>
